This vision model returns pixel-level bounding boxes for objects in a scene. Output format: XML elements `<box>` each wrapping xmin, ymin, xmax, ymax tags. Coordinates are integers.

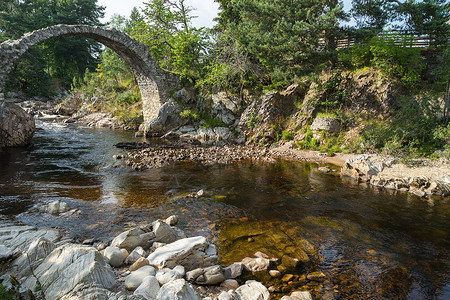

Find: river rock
<box><xmin>223</xmin><ymin>263</ymin><xmax>244</xmax><ymax>279</ymax></box>
<box><xmin>0</xmin><ymin>102</ymin><xmax>36</xmax><ymax>148</ymax></box>
<box><xmin>186</xmin><ymin>265</ymin><xmax>225</xmax><ymax>285</ymax></box>
<box><xmin>125</xmin><ymin>265</ymin><xmax>156</xmax><ymax>290</ymax></box>
<box><xmin>111</xmin><ymin>227</ymin><xmax>156</xmax><ymax>252</ymax></box>
<box><xmin>147</xmin><ymin>236</ymin><xmax>217</xmax><ymax>271</ymax></box>
<box><xmin>14</xmin><ymin>237</ymin><xmax>56</xmax><ymax>278</ymax></box>
<box><xmin>156</xmin><ymin>266</ymin><xmax>185</xmax><ymax>285</ymax></box>
<box><xmin>59</xmin><ymin>283</ymin><xmax>117</xmax><ymax>300</ymax></box>
<box><xmin>55</xmin><ymin>96</ymin><xmax>82</xmax><ymax>115</ymax></box>
<box><xmin>220</xmin><ymin>279</ymin><xmax>240</xmax><ymax>291</ymax></box>
<box><xmin>218</xmin><ymin>290</ymin><xmax>241</xmax><ymax>300</ymax></box>
<box><xmin>125</xmin><ymin>246</ymin><xmax>146</xmax><ymax>265</ymax></box>
<box><xmin>165</xmin><ymin>215</ymin><xmax>179</xmax><ymax>226</ymax></box>
<box><xmin>290</xmin><ymin>291</ymin><xmax>313</xmax><ymax>300</ymax></box>
<box><xmin>239</xmin><ymin>85</ymin><xmax>299</xmax><ymax>144</ymax></box>
<box><xmin>0</xmin><ymin>225</ymin><xmax>61</xmax><ymax>254</ymax></box>
<box><xmin>269</xmin><ymin>270</ymin><xmax>281</xmax><ymax>278</ymax></box>
<box><xmin>133</xmin><ymin>275</ymin><xmax>160</xmax><ymax>300</ymax></box>
<box><xmin>426</xmin><ymin>181</ymin><xmax>450</xmax><ymax>196</ymax></box>
<box><xmin>47</xmin><ymin>200</ymin><xmax>70</xmax><ymax>214</ymax></box>
<box><xmin>306</xmin><ymin>271</ymin><xmax>326</xmax><ymax>280</ymax></box>
<box><xmin>130</xmin><ymin>257</ymin><xmax>150</xmax><ymax>272</ymax></box>
<box><xmin>156</xmin><ymin>278</ymin><xmax>201</xmax><ymax>300</ymax></box>
<box><xmin>281</xmin><ymin>255</ymin><xmax>302</xmax><ymax>273</ymax></box>
<box><xmin>152</xmin><ymin>220</ymin><xmax>182</xmax><ymax>244</ymax></box>
<box><xmin>104</xmin><ymin>246</ymin><xmax>126</xmax><ymax>267</ymax></box>
<box><xmin>241</xmin><ymin>257</ymin><xmax>272</xmax><ymax>272</ymax></box>
<box><xmin>236</xmin><ymin>280</ymin><xmax>270</xmax><ymax>300</ymax></box>
<box><xmin>22</xmin><ymin>244</ymin><xmax>117</xmax><ymax>299</ymax></box>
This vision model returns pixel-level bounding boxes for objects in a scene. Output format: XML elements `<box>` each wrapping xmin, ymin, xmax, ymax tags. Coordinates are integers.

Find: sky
<box><xmin>98</xmin><ymin>0</ymin><xmax>354</xmax><ymax>28</ymax></box>
<box><xmin>97</xmin><ymin>0</ymin><xmax>220</xmax><ymax>28</ymax></box>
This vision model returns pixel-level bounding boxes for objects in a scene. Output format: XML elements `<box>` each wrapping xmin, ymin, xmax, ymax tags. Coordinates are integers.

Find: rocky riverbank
<box><xmin>115</xmin><ymin>140</ymin><xmax>450</xmax><ymax>199</ymax></box>
<box><xmin>0</xmin><ymin>210</ymin><xmax>316</xmax><ymax>300</ymax></box>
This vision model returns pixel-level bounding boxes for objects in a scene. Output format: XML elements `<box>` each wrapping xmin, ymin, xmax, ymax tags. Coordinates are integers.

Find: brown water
<box><xmin>0</xmin><ymin>120</ymin><xmax>449</xmax><ymax>299</ymax></box>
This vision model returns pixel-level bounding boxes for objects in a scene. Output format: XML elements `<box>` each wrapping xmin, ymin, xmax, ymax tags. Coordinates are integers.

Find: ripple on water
<box><xmin>0</xmin><ymin>121</ymin><xmax>449</xmax><ymax>299</ymax></box>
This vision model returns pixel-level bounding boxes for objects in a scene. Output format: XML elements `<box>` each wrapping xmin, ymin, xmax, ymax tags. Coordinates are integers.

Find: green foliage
<box><xmin>0</xmin><ymin>0</ymin><xmax>105</xmax><ymax>93</ymax></box>
<box><xmin>5</xmin><ymin>49</ymin><xmax>51</xmax><ymax>96</ymax></box>
<box><xmin>351</xmin><ymin>0</ymin><xmax>391</xmax><ymax>30</ymax></box>
<box><xmin>115</xmin><ymin>90</ymin><xmax>141</xmax><ymax>105</ymax></box>
<box><xmin>0</xmin><ymin>284</ymin><xmax>13</xmax><ymax>300</ymax></box>
<box><xmin>246</xmin><ymin>110</ymin><xmax>260</xmax><ymax>129</ymax></box>
<box><xmin>338</xmin><ymin>36</ymin><xmax>425</xmax><ymax>87</ymax></box>
<box><xmin>315</xmin><ymin>72</ymin><xmax>349</xmax><ymax>110</ymax></box>
<box><xmin>112</xmin><ymin>103</ymin><xmax>144</xmax><ymax>129</ymax></box>
<box><xmin>213</xmin><ymin>0</ymin><xmax>348</xmax><ymax>86</ymax></box>
<box><xmin>361</xmin><ymin>95</ymin><xmax>445</xmax><ymax>156</ymax></box>
<box><xmin>369</xmin><ymin>36</ymin><xmax>425</xmax><ymax>87</ymax></box>
<box><xmin>202</xmin><ymin>117</ymin><xmax>227</xmax><ymax>129</ymax></box>
<box><xmin>129</xmin><ymin>0</ymin><xmax>208</xmax><ymax>84</ymax></box>
<box><xmin>338</xmin><ymin>44</ymin><xmax>373</xmax><ymax>69</ymax></box>
<box><xmin>34</xmin><ymin>283</ymin><xmax>42</xmax><ymax>292</ymax></box>
<box><xmin>282</xmin><ymin>130</ymin><xmax>293</xmax><ymax>141</ymax></box>
<box><xmin>297</xmin><ymin>129</ymin><xmax>320</xmax><ymax>150</ymax></box>
<box><xmin>180</xmin><ymin>109</ymin><xmax>200</xmax><ymax>121</ymax></box>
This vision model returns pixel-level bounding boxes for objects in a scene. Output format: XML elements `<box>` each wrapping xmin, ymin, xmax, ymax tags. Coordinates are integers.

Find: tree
<box><xmin>213</xmin><ymin>0</ymin><xmax>348</xmax><ymax>85</ymax></box>
<box><xmin>351</xmin><ymin>0</ymin><xmax>449</xmax><ymax>47</ymax></box>
<box><xmin>395</xmin><ymin>0</ymin><xmax>449</xmax><ymax>47</ymax></box>
<box><xmin>129</xmin><ymin>0</ymin><xmax>208</xmax><ymax>84</ymax></box>
<box><xmin>0</xmin><ymin>0</ymin><xmax>105</xmax><ymax>95</ymax></box>
<box><xmin>351</xmin><ymin>0</ymin><xmax>392</xmax><ymax>30</ymax></box>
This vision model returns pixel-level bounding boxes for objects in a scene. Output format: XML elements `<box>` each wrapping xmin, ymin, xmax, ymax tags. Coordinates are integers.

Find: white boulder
<box><xmin>134</xmin><ymin>275</ymin><xmax>160</xmax><ymax>300</ymax></box>
<box><xmin>147</xmin><ymin>236</ymin><xmax>217</xmax><ymax>271</ymax></box>
<box><xmin>236</xmin><ymin>281</ymin><xmax>270</xmax><ymax>300</ymax></box>
<box><xmin>125</xmin><ymin>265</ymin><xmax>157</xmax><ymax>291</ymax></box>
<box><xmin>156</xmin><ymin>279</ymin><xmax>201</xmax><ymax>300</ymax></box>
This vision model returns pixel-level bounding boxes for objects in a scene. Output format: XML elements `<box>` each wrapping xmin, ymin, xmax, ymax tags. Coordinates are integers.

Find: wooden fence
<box><xmin>335</xmin><ymin>30</ymin><xmax>448</xmax><ymax>49</ymax></box>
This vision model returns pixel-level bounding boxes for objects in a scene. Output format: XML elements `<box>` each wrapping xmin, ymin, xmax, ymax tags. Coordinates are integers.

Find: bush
<box><xmin>369</xmin><ymin>36</ymin><xmax>425</xmax><ymax>87</ymax></box>
<box><xmin>315</xmin><ymin>72</ymin><xmax>349</xmax><ymax>111</ymax></box>
<box><xmin>282</xmin><ymin>130</ymin><xmax>293</xmax><ymax>141</ymax></box>
<box><xmin>361</xmin><ymin>95</ymin><xmax>444</xmax><ymax>156</ymax></box>
<box><xmin>297</xmin><ymin>129</ymin><xmax>319</xmax><ymax>150</ymax></box>
<box><xmin>180</xmin><ymin>109</ymin><xmax>200</xmax><ymax>121</ymax></box>
<box><xmin>338</xmin><ymin>35</ymin><xmax>425</xmax><ymax>87</ymax></box>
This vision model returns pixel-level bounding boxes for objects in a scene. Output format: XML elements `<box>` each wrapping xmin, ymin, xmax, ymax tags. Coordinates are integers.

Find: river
<box><xmin>0</xmin><ymin>120</ymin><xmax>449</xmax><ymax>299</ymax></box>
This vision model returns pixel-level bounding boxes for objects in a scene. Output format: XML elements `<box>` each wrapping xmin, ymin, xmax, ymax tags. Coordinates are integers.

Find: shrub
<box><xmin>361</xmin><ymin>95</ymin><xmax>444</xmax><ymax>156</ymax></box>
<box><xmin>297</xmin><ymin>129</ymin><xmax>319</xmax><ymax>150</ymax></box>
<box><xmin>369</xmin><ymin>36</ymin><xmax>425</xmax><ymax>87</ymax></box>
<box><xmin>338</xmin><ymin>35</ymin><xmax>425</xmax><ymax>87</ymax></box>
<box><xmin>180</xmin><ymin>109</ymin><xmax>200</xmax><ymax>121</ymax></box>
<box><xmin>282</xmin><ymin>130</ymin><xmax>293</xmax><ymax>141</ymax></box>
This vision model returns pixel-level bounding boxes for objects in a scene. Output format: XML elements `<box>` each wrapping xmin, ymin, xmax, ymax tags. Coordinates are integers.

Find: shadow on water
<box><xmin>0</xmin><ymin>121</ymin><xmax>448</xmax><ymax>299</ymax></box>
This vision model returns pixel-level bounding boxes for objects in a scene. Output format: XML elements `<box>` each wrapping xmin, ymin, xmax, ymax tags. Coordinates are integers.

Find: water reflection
<box><xmin>0</xmin><ymin>121</ymin><xmax>448</xmax><ymax>299</ymax></box>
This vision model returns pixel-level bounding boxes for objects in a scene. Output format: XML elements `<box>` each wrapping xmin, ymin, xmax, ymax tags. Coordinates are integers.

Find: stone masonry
<box><xmin>0</xmin><ymin>24</ymin><xmax>180</xmax><ymax>122</ymax></box>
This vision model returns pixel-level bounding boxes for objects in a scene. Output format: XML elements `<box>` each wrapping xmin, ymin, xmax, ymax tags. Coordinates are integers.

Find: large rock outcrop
<box><xmin>0</xmin><ymin>103</ymin><xmax>35</xmax><ymax>148</ymax></box>
<box><xmin>23</xmin><ymin>244</ymin><xmax>117</xmax><ymax>299</ymax></box>
<box><xmin>239</xmin><ymin>84</ymin><xmax>304</xmax><ymax>144</ymax></box>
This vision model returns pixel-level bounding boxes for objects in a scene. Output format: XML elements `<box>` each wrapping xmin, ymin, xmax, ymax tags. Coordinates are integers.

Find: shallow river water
<box><xmin>0</xmin><ymin>120</ymin><xmax>449</xmax><ymax>299</ymax></box>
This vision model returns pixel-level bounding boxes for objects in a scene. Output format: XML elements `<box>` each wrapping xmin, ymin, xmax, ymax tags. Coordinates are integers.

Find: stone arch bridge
<box><xmin>0</xmin><ymin>24</ymin><xmax>180</xmax><ymax>122</ymax></box>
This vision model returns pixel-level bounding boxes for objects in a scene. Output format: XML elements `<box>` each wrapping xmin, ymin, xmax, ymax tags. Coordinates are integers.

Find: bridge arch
<box><xmin>0</xmin><ymin>24</ymin><xmax>179</xmax><ymax>122</ymax></box>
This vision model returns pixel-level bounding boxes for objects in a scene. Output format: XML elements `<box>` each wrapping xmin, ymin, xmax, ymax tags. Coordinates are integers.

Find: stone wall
<box><xmin>0</xmin><ymin>24</ymin><xmax>179</xmax><ymax>122</ymax></box>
